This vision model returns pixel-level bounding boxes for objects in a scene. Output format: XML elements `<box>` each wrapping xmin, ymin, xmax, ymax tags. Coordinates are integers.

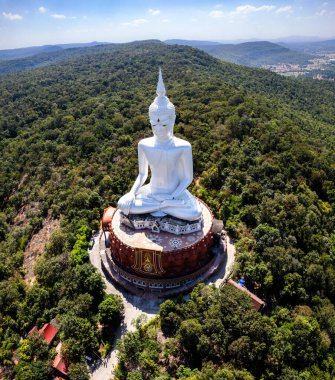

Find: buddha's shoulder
<box><xmin>138</xmin><ymin>137</ymin><xmax>191</xmax><ymax>149</ymax></box>
<box><xmin>173</xmin><ymin>137</ymin><xmax>191</xmax><ymax>149</ymax></box>
<box><xmin>138</xmin><ymin>137</ymin><xmax>155</xmax><ymax>147</ymax></box>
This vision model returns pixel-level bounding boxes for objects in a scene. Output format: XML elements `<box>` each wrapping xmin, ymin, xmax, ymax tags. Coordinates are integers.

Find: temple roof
<box><xmin>228</xmin><ymin>279</ymin><xmax>266</xmax><ymax>311</ymax></box>
<box><xmin>28</xmin><ymin>322</ymin><xmax>58</xmax><ymax>344</ymax></box>
<box><xmin>39</xmin><ymin>323</ymin><xmax>58</xmax><ymax>344</ymax></box>
<box><xmin>52</xmin><ymin>353</ymin><xmax>68</xmax><ymax>376</ymax></box>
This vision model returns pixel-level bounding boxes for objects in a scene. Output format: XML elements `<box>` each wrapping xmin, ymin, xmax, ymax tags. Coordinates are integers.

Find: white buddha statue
<box><xmin>117</xmin><ymin>69</ymin><xmax>202</xmax><ymax>222</ymax></box>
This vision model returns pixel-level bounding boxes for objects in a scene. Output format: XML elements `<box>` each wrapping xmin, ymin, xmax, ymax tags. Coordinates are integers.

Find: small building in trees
<box><xmin>228</xmin><ymin>279</ymin><xmax>266</xmax><ymax>311</ymax></box>
<box><xmin>28</xmin><ymin>322</ymin><xmax>58</xmax><ymax>345</ymax></box>
<box><xmin>52</xmin><ymin>342</ymin><xmax>68</xmax><ymax>379</ymax></box>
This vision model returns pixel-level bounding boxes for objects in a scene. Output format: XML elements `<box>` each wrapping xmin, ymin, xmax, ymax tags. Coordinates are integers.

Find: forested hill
<box><xmin>165</xmin><ymin>39</ymin><xmax>313</xmax><ymax>67</ymax></box>
<box><xmin>201</xmin><ymin>40</ymin><xmax>312</xmax><ymax>66</ymax></box>
<box><xmin>0</xmin><ymin>41</ymin><xmax>108</xmax><ymax>60</ymax></box>
<box><xmin>0</xmin><ymin>40</ymin><xmax>335</xmax><ymax>379</ymax></box>
<box><xmin>0</xmin><ymin>42</ymin><xmax>113</xmax><ymax>75</ymax></box>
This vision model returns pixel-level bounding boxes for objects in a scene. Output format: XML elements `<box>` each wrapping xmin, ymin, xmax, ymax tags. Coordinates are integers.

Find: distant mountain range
<box><xmin>0</xmin><ymin>42</ymin><xmax>119</xmax><ymax>75</ymax></box>
<box><xmin>1</xmin><ymin>38</ymin><xmax>335</xmax><ymax>76</ymax></box>
<box><xmin>278</xmin><ymin>39</ymin><xmax>335</xmax><ymax>54</ymax></box>
<box><xmin>0</xmin><ymin>41</ymin><xmax>108</xmax><ymax>60</ymax></box>
<box><xmin>164</xmin><ymin>39</ymin><xmax>222</xmax><ymax>47</ymax></box>
<box><xmin>165</xmin><ymin>39</ymin><xmax>314</xmax><ymax>67</ymax></box>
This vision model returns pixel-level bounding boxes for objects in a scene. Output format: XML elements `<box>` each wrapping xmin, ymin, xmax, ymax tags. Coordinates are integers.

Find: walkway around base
<box><xmin>88</xmin><ymin>229</ymin><xmax>235</xmax><ymax>380</ymax></box>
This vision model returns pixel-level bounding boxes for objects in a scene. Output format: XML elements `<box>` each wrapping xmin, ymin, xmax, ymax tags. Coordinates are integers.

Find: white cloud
<box><xmin>210</xmin><ymin>3</ymin><xmax>275</xmax><ymax>19</ymax></box>
<box><xmin>232</xmin><ymin>4</ymin><xmax>276</xmax><ymax>15</ymax></box>
<box><xmin>148</xmin><ymin>9</ymin><xmax>160</xmax><ymax>16</ymax></box>
<box><xmin>317</xmin><ymin>2</ymin><xmax>328</xmax><ymax>17</ymax></box>
<box><xmin>276</xmin><ymin>6</ymin><xmax>293</xmax><ymax>14</ymax></box>
<box><xmin>209</xmin><ymin>10</ymin><xmax>225</xmax><ymax>18</ymax></box>
<box><xmin>317</xmin><ymin>9</ymin><xmax>327</xmax><ymax>16</ymax></box>
<box><xmin>2</xmin><ymin>12</ymin><xmax>23</xmax><ymax>21</ymax></box>
<box><xmin>162</xmin><ymin>19</ymin><xmax>169</xmax><ymax>23</ymax></box>
<box><xmin>51</xmin><ymin>14</ymin><xmax>66</xmax><ymax>19</ymax></box>
<box><xmin>122</xmin><ymin>18</ymin><xmax>148</xmax><ymax>27</ymax></box>
<box><xmin>38</xmin><ymin>6</ymin><xmax>47</xmax><ymax>14</ymax></box>
<box><xmin>191</xmin><ymin>18</ymin><xmax>198</xmax><ymax>22</ymax></box>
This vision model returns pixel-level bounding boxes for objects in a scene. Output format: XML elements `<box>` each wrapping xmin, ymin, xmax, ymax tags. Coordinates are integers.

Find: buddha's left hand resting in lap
<box><xmin>117</xmin><ymin>69</ymin><xmax>202</xmax><ymax>222</ymax></box>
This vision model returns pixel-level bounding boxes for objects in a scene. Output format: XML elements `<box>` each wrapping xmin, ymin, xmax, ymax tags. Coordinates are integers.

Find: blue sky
<box><xmin>0</xmin><ymin>0</ymin><xmax>334</xmax><ymax>49</ymax></box>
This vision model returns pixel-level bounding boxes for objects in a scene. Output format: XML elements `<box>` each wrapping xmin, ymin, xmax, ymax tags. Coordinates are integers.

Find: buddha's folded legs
<box><xmin>120</xmin><ymin>186</ymin><xmax>202</xmax><ymax>221</ymax></box>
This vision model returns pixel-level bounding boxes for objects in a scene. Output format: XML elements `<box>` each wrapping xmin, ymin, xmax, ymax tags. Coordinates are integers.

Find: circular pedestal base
<box><xmin>104</xmin><ymin>201</ymin><xmax>221</xmax><ymax>295</ymax></box>
<box><xmin>110</xmin><ymin>200</ymin><xmax>213</xmax><ymax>279</ymax></box>
<box><xmin>100</xmin><ymin>201</ymin><xmax>226</xmax><ymax>299</ymax></box>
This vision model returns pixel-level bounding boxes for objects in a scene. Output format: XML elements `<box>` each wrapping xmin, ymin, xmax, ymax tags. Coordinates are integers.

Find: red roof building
<box><xmin>28</xmin><ymin>323</ymin><xmax>58</xmax><ymax>345</ymax></box>
<box><xmin>52</xmin><ymin>353</ymin><xmax>68</xmax><ymax>377</ymax></box>
<box><xmin>228</xmin><ymin>279</ymin><xmax>266</xmax><ymax>311</ymax></box>
<box><xmin>52</xmin><ymin>342</ymin><xmax>68</xmax><ymax>378</ymax></box>
<box><xmin>39</xmin><ymin>323</ymin><xmax>58</xmax><ymax>344</ymax></box>
<box><xmin>26</xmin><ymin>322</ymin><xmax>68</xmax><ymax>378</ymax></box>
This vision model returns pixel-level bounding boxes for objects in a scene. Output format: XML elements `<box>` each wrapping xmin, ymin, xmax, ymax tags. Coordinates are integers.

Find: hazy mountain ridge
<box><xmin>0</xmin><ymin>40</ymin><xmax>161</xmax><ymax>75</ymax></box>
<box><xmin>279</xmin><ymin>39</ymin><xmax>335</xmax><ymax>54</ymax></box>
<box><xmin>0</xmin><ymin>41</ymin><xmax>109</xmax><ymax>61</ymax></box>
<box><xmin>165</xmin><ymin>39</ymin><xmax>222</xmax><ymax>47</ymax></box>
<box><xmin>0</xmin><ymin>44</ymin><xmax>113</xmax><ymax>76</ymax></box>
<box><xmin>0</xmin><ymin>47</ymin><xmax>91</xmax><ymax>75</ymax></box>
<box><xmin>202</xmin><ymin>41</ymin><xmax>313</xmax><ymax>66</ymax></box>
<box><xmin>165</xmin><ymin>39</ymin><xmax>314</xmax><ymax>67</ymax></box>
<box><xmin>2</xmin><ymin>38</ymin><xmax>334</xmax><ymax>76</ymax></box>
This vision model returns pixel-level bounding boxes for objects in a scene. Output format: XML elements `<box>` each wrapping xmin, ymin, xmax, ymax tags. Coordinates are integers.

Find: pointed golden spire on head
<box><xmin>157</xmin><ymin>67</ymin><xmax>166</xmax><ymax>97</ymax></box>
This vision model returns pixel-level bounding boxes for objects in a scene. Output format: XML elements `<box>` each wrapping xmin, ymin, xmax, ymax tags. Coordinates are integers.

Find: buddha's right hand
<box><xmin>117</xmin><ymin>192</ymin><xmax>135</xmax><ymax>215</ymax></box>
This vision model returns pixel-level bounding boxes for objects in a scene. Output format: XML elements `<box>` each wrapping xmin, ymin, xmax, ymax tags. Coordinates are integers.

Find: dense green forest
<box><xmin>0</xmin><ymin>40</ymin><xmax>335</xmax><ymax>379</ymax></box>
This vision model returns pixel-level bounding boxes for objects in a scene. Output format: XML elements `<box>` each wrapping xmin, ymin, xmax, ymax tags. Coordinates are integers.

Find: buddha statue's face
<box><xmin>149</xmin><ymin>112</ymin><xmax>175</xmax><ymax>142</ymax></box>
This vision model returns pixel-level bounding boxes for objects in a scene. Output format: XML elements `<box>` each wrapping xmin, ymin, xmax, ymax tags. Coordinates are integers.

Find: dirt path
<box><xmin>23</xmin><ymin>217</ymin><xmax>60</xmax><ymax>286</ymax></box>
<box><xmin>88</xmin><ymin>230</ymin><xmax>235</xmax><ymax>380</ymax></box>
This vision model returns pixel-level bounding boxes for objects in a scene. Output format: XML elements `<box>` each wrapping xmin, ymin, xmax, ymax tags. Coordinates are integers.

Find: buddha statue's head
<box><xmin>149</xmin><ymin>69</ymin><xmax>176</xmax><ymax>142</ymax></box>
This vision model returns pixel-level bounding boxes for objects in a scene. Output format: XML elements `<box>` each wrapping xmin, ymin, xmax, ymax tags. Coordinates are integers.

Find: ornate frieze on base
<box><xmin>120</xmin><ymin>212</ymin><xmax>203</xmax><ymax>235</ymax></box>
